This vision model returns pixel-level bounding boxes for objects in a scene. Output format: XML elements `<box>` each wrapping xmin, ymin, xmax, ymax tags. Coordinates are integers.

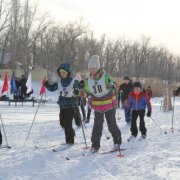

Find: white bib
<box><xmin>58</xmin><ymin>78</ymin><xmax>75</xmax><ymax>97</ymax></box>
<box><xmin>88</xmin><ymin>73</ymin><xmax>109</xmax><ymax>97</ymax></box>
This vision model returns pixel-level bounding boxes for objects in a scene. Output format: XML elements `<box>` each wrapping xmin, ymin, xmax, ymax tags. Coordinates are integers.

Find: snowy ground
<box><xmin>0</xmin><ymin>81</ymin><xmax>180</xmax><ymax>180</ymax></box>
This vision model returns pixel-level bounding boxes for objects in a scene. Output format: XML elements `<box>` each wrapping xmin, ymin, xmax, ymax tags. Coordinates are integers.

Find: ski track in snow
<box><xmin>0</xmin><ymin>81</ymin><xmax>179</xmax><ymax>180</ymax></box>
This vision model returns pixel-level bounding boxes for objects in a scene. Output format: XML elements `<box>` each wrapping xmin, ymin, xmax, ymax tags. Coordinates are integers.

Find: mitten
<box><xmin>73</xmin><ymin>88</ymin><xmax>80</xmax><ymax>96</ymax></box>
<box><xmin>107</xmin><ymin>82</ymin><xmax>116</xmax><ymax>90</ymax></box>
<box><xmin>127</xmin><ymin>110</ymin><xmax>131</xmax><ymax>116</ymax></box>
<box><xmin>146</xmin><ymin>111</ymin><xmax>151</xmax><ymax>117</ymax></box>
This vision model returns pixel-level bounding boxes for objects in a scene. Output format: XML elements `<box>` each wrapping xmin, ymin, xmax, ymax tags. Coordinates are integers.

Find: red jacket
<box><xmin>127</xmin><ymin>91</ymin><xmax>152</xmax><ymax>111</ymax></box>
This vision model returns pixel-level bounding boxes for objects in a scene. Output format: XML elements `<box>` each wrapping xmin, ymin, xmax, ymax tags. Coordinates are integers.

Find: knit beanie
<box><xmin>88</xmin><ymin>55</ymin><xmax>101</xmax><ymax>69</ymax></box>
<box><xmin>57</xmin><ymin>63</ymin><xmax>72</xmax><ymax>77</ymax></box>
<box><xmin>133</xmin><ymin>81</ymin><xmax>142</xmax><ymax>88</ymax></box>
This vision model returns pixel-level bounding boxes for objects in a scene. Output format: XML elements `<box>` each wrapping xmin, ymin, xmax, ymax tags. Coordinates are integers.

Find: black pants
<box><xmin>131</xmin><ymin>109</ymin><xmax>147</xmax><ymax>137</ymax></box>
<box><xmin>74</xmin><ymin>107</ymin><xmax>82</xmax><ymax>127</ymax></box>
<box><xmin>59</xmin><ymin>108</ymin><xmax>76</xmax><ymax>144</ymax></box>
<box><xmin>86</xmin><ymin>107</ymin><xmax>92</xmax><ymax>122</ymax></box>
<box><xmin>91</xmin><ymin>109</ymin><xmax>122</xmax><ymax>150</ymax></box>
<box><xmin>0</xmin><ymin>130</ymin><xmax>2</xmax><ymax>145</ymax></box>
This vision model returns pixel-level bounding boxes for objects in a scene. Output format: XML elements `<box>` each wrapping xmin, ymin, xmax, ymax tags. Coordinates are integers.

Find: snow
<box><xmin>0</xmin><ymin>81</ymin><xmax>180</xmax><ymax>180</ymax></box>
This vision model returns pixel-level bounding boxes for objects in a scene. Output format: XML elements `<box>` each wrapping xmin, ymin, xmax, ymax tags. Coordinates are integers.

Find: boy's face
<box><xmin>89</xmin><ymin>68</ymin><xmax>98</xmax><ymax>75</ymax></box>
<box><xmin>124</xmin><ymin>79</ymin><xmax>130</xmax><ymax>84</ymax></box>
<box><xmin>133</xmin><ymin>87</ymin><xmax>141</xmax><ymax>92</ymax></box>
<box><xmin>59</xmin><ymin>70</ymin><xmax>68</xmax><ymax>78</ymax></box>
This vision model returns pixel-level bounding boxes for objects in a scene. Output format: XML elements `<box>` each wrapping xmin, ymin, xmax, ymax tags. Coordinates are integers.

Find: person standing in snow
<box><xmin>45</xmin><ymin>63</ymin><xmax>82</xmax><ymax>145</ymax></box>
<box><xmin>79</xmin><ymin>55</ymin><xmax>122</xmax><ymax>152</ymax></box>
<box><xmin>146</xmin><ymin>86</ymin><xmax>153</xmax><ymax>99</ymax></box>
<box><xmin>119</xmin><ymin>76</ymin><xmax>133</xmax><ymax>125</ymax></box>
<box><xmin>127</xmin><ymin>81</ymin><xmax>152</xmax><ymax>141</ymax></box>
<box><xmin>173</xmin><ymin>86</ymin><xmax>180</xmax><ymax>96</ymax></box>
<box><xmin>19</xmin><ymin>75</ymin><xmax>27</xmax><ymax>99</ymax></box>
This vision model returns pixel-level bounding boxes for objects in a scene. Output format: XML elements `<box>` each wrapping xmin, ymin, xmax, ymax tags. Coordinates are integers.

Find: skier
<box><xmin>119</xmin><ymin>75</ymin><xmax>133</xmax><ymax>125</ymax></box>
<box><xmin>77</xmin><ymin>55</ymin><xmax>122</xmax><ymax>152</ymax></box>
<box><xmin>173</xmin><ymin>86</ymin><xmax>180</xmax><ymax>96</ymax></box>
<box><xmin>73</xmin><ymin>79</ymin><xmax>86</xmax><ymax>127</ymax></box>
<box><xmin>146</xmin><ymin>86</ymin><xmax>153</xmax><ymax>99</ymax></box>
<box><xmin>19</xmin><ymin>75</ymin><xmax>27</xmax><ymax>99</ymax></box>
<box><xmin>45</xmin><ymin>63</ymin><xmax>82</xmax><ymax>145</ymax></box>
<box><xmin>127</xmin><ymin>81</ymin><xmax>152</xmax><ymax>141</ymax></box>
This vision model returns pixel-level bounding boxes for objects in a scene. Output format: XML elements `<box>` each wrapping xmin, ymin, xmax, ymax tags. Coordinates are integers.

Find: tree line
<box><xmin>0</xmin><ymin>0</ymin><xmax>179</xmax><ymax>82</ymax></box>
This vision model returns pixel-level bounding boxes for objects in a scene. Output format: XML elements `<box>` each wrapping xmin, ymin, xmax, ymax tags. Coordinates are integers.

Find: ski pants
<box><xmin>73</xmin><ymin>107</ymin><xmax>82</xmax><ymax>127</ymax></box>
<box><xmin>59</xmin><ymin>108</ymin><xmax>76</xmax><ymax>144</ymax></box>
<box><xmin>131</xmin><ymin>109</ymin><xmax>147</xmax><ymax>137</ymax></box>
<box><xmin>91</xmin><ymin>109</ymin><xmax>122</xmax><ymax>150</ymax></box>
<box><xmin>124</xmin><ymin>105</ymin><xmax>132</xmax><ymax>123</ymax></box>
<box><xmin>86</xmin><ymin>106</ymin><xmax>92</xmax><ymax>122</ymax></box>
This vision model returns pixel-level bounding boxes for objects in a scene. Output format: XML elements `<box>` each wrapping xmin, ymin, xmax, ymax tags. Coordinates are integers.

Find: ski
<box><xmin>35</xmin><ymin>144</ymin><xmax>57</xmax><ymax>149</ymax></box>
<box><xmin>100</xmin><ymin>148</ymin><xmax>126</xmax><ymax>155</ymax></box>
<box><xmin>0</xmin><ymin>145</ymin><xmax>11</xmax><ymax>149</ymax></box>
<box><xmin>53</xmin><ymin>145</ymin><xmax>73</xmax><ymax>152</ymax></box>
<box><xmin>66</xmin><ymin>148</ymin><xmax>127</xmax><ymax>160</ymax></box>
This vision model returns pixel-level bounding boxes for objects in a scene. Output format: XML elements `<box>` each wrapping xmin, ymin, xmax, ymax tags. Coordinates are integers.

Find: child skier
<box><xmin>80</xmin><ymin>55</ymin><xmax>122</xmax><ymax>152</ymax></box>
<box><xmin>45</xmin><ymin>63</ymin><xmax>82</xmax><ymax>145</ymax></box>
<box><xmin>119</xmin><ymin>76</ymin><xmax>133</xmax><ymax>125</ymax></box>
<box><xmin>127</xmin><ymin>81</ymin><xmax>152</xmax><ymax>141</ymax></box>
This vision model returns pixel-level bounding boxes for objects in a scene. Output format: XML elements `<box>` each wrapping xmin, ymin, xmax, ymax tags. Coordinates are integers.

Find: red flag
<box><xmin>39</xmin><ymin>76</ymin><xmax>46</xmax><ymax>96</ymax></box>
<box><xmin>1</xmin><ymin>73</ymin><xmax>8</xmax><ymax>94</ymax></box>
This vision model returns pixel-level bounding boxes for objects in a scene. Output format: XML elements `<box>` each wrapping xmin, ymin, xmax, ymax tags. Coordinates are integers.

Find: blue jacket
<box><xmin>127</xmin><ymin>91</ymin><xmax>152</xmax><ymax>111</ymax></box>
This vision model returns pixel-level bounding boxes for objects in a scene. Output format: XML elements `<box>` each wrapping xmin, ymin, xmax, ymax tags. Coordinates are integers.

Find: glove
<box><xmin>47</xmin><ymin>71</ymin><xmax>58</xmax><ymax>85</ymax></box>
<box><xmin>107</xmin><ymin>82</ymin><xmax>116</xmax><ymax>90</ymax></box>
<box><xmin>127</xmin><ymin>110</ymin><xmax>131</xmax><ymax>116</ymax></box>
<box><xmin>73</xmin><ymin>88</ymin><xmax>80</xmax><ymax>96</ymax></box>
<box><xmin>146</xmin><ymin>111</ymin><xmax>151</xmax><ymax>117</ymax></box>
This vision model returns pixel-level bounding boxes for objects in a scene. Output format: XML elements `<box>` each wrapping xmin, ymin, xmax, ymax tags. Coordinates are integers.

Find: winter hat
<box><xmin>88</xmin><ymin>55</ymin><xmax>101</xmax><ymax>69</ymax></box>
<box><xmin>124</xmin><ymin>75</ymin><xmax>130</xmax><ymax>80</ymax></box>
<box><xmin>57</xmin><ymin>63</ymin><xmax>72</xmax><ymax>76</ymax></box>
<box><xmin>133</xmin><ymin>81</ymin><xmax>142</xmax><ymax>88</ymax></box>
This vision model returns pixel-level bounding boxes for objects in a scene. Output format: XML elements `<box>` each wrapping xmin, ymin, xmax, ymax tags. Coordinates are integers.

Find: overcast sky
<box><xmin>33</xmin><ymin>0</ymin><xmax>180</xmax><ymax>54</ymax></box>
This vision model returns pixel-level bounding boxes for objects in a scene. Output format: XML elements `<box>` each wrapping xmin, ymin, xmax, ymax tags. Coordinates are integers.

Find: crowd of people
<box><xmin>13</xmin><ymin>75</ymin><xmax>33</xmax><ymax>100</ymax></box>
<box><xmin>44</xmin><ymin>55</ymin><xmax>156</xmax><ymax>152</ymax></box>
<box><xmin>0</xmin><ymin>55</ymin><xmax>179</xmax><ymax>151</ymax></box>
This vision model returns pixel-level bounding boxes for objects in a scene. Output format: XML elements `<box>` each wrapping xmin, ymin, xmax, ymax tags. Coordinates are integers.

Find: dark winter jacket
<box><xmin>127</xmin><ymin>91</ymin><xmax>152</xmax><ymax>112</ymax></box>
<box><xmin>119</xmin><ymin>81</ymin><xmax>133</xmax><ymax>101</ymax></box>
<box><xmin>146</xmin><ymin>89</ymin><xmax>153</xmax><ymax>99</ymax></box>
<box><xmin>20</xmin><ymin>77</ymin><xmax>27</xmax><ymax>93</ymax></box>
<box><xmin>174</xmin><ymin>86</ymin><xmax>180</xmax><ymax>96</ymax></box>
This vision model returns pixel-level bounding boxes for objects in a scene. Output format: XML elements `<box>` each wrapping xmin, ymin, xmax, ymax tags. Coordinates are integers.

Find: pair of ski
<box><xmin>52</xmin><ymin>145</ymin><xmax>126</xmax><ymax>158</ymax></box>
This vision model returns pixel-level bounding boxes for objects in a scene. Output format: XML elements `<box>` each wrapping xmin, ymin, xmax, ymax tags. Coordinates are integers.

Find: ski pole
<box><xmin>80</xmin><ymin>114</ymin><xmax>89</xmax><ymax>149</ymax></box>
<box><xmin>80</xmin><ymin>98</ymin><xmax>86</xmax><ymax>121</ymax></box>
<box><xmin>79</xmin><ymin>98</ymin><xmax>88</xmax><ymax>130</ymax></box>
<box><xmin>149</xmin><ymin>117</ymin><xmax>167</xmax><ymax>134</ymax></box>
<box><xmin>24</xmin><ymin>94</ymin><xmax>44</xmax><ymax>143</ymax></box>
<box><xmin>0</xmin><ymin>114</ymin><xmax>11</xmax><ymax>148</ymax></box>
<box><xmin>117</xmin><ymin>138</ymin><xmax>124</xmax><ymax>158</ymax></box>
<box><xmin>117</xmin><ymin>107</ymin><xmax>121</xmax><ymax>120</ymax></box>
<box><xmin>171</xmin><ymin>95</ymin><xmax>175</xmax><ymax>133</ymax></box>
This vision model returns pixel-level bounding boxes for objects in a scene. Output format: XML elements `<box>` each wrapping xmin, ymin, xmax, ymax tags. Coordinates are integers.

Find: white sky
<box><xmin>33</xmin><ymin>0</ymin><xmax>180</xmax><ymax>54</ymax></box>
